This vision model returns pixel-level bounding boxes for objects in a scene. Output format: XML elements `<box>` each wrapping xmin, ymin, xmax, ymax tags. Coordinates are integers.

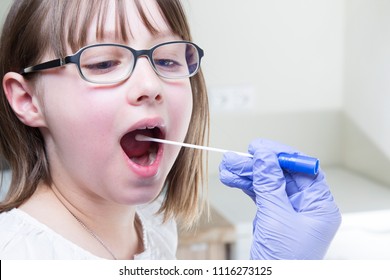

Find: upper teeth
<box><xmin>138</xmin><ymin>126</ymin><xmax>156</xmax><ymax>130</ymax></box>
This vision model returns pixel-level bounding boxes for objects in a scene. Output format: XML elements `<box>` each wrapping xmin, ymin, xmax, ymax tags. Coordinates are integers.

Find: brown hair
<box><xmin>0</xmin><ymin>0</ymin><xmax>209</xmax><ymax>228</ymax></box>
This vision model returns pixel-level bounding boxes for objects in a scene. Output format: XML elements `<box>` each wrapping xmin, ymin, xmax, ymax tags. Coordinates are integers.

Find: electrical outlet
<box><xmin>208</xmin><ymin>85</ymin><xmax>255</xmax><ymax>112</ymax></box>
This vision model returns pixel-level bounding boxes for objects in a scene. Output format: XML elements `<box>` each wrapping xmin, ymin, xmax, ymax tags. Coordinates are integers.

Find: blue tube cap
<box><xmin>277</xmin><ymin>153</ymin><xmax>319</xmax><ymax>175</ymax></box>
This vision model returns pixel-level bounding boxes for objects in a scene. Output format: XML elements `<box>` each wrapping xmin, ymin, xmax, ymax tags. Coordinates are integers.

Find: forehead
<box><xmin>94</xmin><ymin>0</ymin><xmax>171</xmax><ymax>42</ymax></box>
<box><xmin>65</xmin><ymin>0</ymin><xmax>178</xmax><ymax>53</ymax></box>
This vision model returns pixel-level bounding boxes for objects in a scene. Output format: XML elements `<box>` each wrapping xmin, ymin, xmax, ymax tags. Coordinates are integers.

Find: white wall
<box><xmin>183</xmin><ymin>0</ymin><xmax>346</xmax><ymax>174</ymax></box>
<box><xmin>184</xmin><ymin>0</ymin><xmax>345</xmax><ymax>113</ymax></box>
<box><xmin>184</xmin><ymin>0</ymin><xmax>390</xmax><ymax>183</ymax></box>
<box><xmin>344</xmin><ymin>0</ymin><xmax>390</xmax><ymax>158</ymax></box>
<box><xmin>0</xmin><ymin>0</ymin><xmax>11</xmax><ymax>25</ymax></box>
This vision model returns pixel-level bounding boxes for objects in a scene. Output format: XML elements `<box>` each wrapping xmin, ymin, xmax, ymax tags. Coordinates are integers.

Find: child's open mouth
<box><xmin>120</xmin><ymin>127</ymin><xmax>163</xmax><ymax>167</ymax></box>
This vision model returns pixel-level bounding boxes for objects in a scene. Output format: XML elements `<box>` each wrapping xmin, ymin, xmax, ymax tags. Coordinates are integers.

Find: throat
<box><xmin>120</xmin><ymin>128</ymin><xmax>160</xmax><ymax>166</ymax></box>
<box><xmin>130</xmin><ymin>145</ymin><xmax>158</xmax><ymax>166</ymax></box>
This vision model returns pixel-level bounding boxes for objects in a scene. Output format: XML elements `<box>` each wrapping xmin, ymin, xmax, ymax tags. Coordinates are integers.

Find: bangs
<box><xmin>52</xmin><ymin>0</ymin><xmax>191</xmax><ymax>56</ymax></box>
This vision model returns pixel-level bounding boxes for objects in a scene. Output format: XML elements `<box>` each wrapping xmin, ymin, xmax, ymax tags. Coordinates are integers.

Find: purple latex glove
<box><xmin>219</xmin><ymin>139</ymin><xmax>341</xmax><ymax>259</ymax></box>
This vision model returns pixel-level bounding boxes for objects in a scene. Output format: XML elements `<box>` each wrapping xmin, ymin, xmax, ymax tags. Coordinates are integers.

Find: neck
<box><xmin>50</xmin><ymin>183</ymin><xmax>144</xmax><ymax>259</ymax></box>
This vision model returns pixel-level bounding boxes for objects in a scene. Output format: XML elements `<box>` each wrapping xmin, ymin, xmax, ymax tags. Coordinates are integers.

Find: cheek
<box><xmin>45</xmin><ymin>94</ymin><xmax>113</xmax><ymax>134</ymax></box>
<box><xmin>167</xmin><ymin>83</ymin><xmax>193</xmax><ymax>141</ymax></box>
<box><xmin>159</xmin><ymin>83</ymin><xmax>193</xmax><ymax>172</ymax></box>
<box><xmin>40</xmin><ymin>79</ymin><xmax>118</xmax><ymax>158</ymax></box>
<box><xmin>41</xmin><ymin>72</ymin><xmax>114</xmax><ymax>124</ymax></box>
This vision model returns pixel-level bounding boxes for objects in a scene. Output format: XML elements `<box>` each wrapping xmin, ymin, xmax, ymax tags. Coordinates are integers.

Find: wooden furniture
<box><xmin>177</xmin><ymin>206</ymin><xmax>236</xmax><ymax>260</ymax></box>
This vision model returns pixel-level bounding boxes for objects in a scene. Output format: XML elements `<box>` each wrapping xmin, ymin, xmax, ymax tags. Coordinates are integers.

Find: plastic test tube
<box><xmin>277</xmin><ymin>153</ymin><xmax>319</xmax><ymax>175</ymax></box>
<box><xmin>136</xmin><ymin>135</ymin><xmax>319</xmax><ymax>175</ymax></box>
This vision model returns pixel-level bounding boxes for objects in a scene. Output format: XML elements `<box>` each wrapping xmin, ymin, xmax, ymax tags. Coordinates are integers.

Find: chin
<box><xmin>114</xmin><ymin>180</ymin><xmax>165</xmax><ymax>206</ymax></box>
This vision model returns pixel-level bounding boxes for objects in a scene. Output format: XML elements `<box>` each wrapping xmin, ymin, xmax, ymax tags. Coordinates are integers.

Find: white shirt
<box><xmin>0</xmin><ymin>199</ymin><xmax>178</xmax><ymax>260</ymax></box>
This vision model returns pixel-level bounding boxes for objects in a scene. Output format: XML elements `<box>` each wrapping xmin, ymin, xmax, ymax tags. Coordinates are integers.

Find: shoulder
<box><xmin>135</xmin><ymin>195</ymin><xmax>178</xmax><ymax>260</ymax></box>
<box><xmin>0</xmin><ymin>208</ymin><xmax>99</xmax><ymax>260</ymax></box>
<box><xmin>0</xmin><ymin>208</ymin><xmax>51</xmax><ymax>259</ymax></box>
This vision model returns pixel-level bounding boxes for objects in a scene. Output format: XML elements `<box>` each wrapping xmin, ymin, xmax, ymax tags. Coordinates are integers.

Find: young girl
<box><xmin>0</xmin><ymin>0</ymin><xmax>341</xmax><ymax>260</ymax></box>
<box><xmin>0</xmin><ymin>0</ymin><xmax>208</xmax><ymax>259</ymax></box>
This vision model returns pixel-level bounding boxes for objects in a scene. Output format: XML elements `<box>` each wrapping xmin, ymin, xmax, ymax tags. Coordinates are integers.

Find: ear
<box><xmin>3</xmin><ymin>72</ymin><xmax>46</xmax><ymax>127</ymax></box>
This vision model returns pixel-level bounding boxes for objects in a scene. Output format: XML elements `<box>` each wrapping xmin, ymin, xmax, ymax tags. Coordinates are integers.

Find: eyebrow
<box><xmin>89</xmin><ymin>30</ymin><xmax>181</xmax><ymax>46</ymax></box>
<box><xmin>152</xmin><ymin>31</ymin><xmax>181</xmax><ymax>40</ymax></box>
<box><xmin>147</xmin><ymin>32</ymin><xmax>183</xmax><ymax>45</ymax></box>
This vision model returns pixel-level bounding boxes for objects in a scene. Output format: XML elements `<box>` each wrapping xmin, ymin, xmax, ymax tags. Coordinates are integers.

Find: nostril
<box><xmin>155</xmin><ymin>94</ymin><xmax>162</xmax><ymax>102</ymax></box>
<box><xmin>135</xmin><ymin>92</ymin><xmax>162</xmax><ymax>104</ymax></box>
<box><xmin>136</xmin><ymin>95</ymin><xmax>148</xmax><ymax>103</ymax></box>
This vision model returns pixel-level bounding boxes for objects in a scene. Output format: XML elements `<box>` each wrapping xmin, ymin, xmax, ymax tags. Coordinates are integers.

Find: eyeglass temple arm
<box><xmin>20</xmin><ymin>58</ymin><xmax>67</xmax><ymax>75</ymax></box>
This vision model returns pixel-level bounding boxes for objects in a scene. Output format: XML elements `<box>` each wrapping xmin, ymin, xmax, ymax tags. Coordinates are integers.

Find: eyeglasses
<box><xmin>21</xmin><ymin>41</ymin><xmax>204</xmax><ymax>84</ymax></box>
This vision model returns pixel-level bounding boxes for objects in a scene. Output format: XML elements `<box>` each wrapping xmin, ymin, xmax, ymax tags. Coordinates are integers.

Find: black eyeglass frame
<box><xmin>20</xmin><ymin>40</ymin><xmax>204</xmax><ymax>84</ymax></box>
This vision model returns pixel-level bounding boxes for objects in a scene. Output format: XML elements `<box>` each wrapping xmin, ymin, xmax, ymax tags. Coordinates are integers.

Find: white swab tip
<box><xmin>135</xmin><ymin>134</ymin><xmax>149</xmax><ymax>141</ymax></box>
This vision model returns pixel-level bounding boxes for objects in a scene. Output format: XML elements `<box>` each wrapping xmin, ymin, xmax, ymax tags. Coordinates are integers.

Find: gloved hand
<box><xmin>219</xmin><ymin>139</ymin><xmax>342</xmax><ymax>259</ymax></box>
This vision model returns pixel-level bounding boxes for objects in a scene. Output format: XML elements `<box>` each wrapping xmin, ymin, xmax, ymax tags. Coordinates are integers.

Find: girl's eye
<box><xmin>154</xmin><ymin>59</ymin><xmax>186</xmax><ymax>75</ymax></box>
<box><xmin>84</xmin><ymin>60</ymin><xmax>120</xmax><ymax>72</ymax></box>
<box><xmin>154</xmin><ymin>59</ymin><xmax>179</xmax><ymax>68</ymax></box>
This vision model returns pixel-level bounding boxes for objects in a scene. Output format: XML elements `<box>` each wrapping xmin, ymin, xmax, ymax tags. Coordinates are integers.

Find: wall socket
<box><xmin>208</xmin><ymin>85</ymin><xmax>255</xmax><ymax>112</ymax></box>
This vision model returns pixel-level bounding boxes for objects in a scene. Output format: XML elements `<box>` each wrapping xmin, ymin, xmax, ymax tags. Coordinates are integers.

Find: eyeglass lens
<box><xmin>79</xmin><ymin>42</ymin><xmax>200</xmax><ymax>83</ymax></box>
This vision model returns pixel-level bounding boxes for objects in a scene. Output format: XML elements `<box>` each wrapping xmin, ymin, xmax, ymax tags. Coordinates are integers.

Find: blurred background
<box><xmin>1</xmin><ymin>0</ymin><xmax>390</xmax><ymax>259</ymax></box>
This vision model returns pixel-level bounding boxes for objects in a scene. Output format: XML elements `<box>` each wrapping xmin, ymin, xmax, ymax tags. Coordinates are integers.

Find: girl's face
<box><xmin>37</xmin><ymin>0</ymin><xmax>193</xmax><ymax>205</ymax></box>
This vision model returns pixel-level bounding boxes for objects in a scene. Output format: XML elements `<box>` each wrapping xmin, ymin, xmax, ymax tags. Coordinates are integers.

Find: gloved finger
<box><xmin>219</xmin><ymin>168</ymin><xmax>253</xmax><ymax>192</ymax></box>
<box><xmin>283</xmin><ymin>170</ymin><xmax>320</xmax><ymax>198</ymax></box>
<box><xmin>250</xmin><ymin>138</ymin><xmax>317</xmax><ymax>196</ymax></box>
<box><xmin>284</xmin><ymin>172</ymin><xmax>300</xmax><ymax>196</ymax></box>
<box><xmin>249</xmin><ymin>142</ymin><xmax>295</xmax><ymax>212</ymax></box>
<box><xmin>219</xmin><ymin>153</ymin><xmax>255</xmax><ymax>200</ymax></box>
<box><xmin>248</xmin><ymin>138</ymin><xmax>302</xmax><ymax>158</ymax></box>
<box><xmin>249</xmin><ymin>139</ymin><xmax>287</xmax><ymax>192</ymax></box>
<box><xmin>288</xmin><ymin>173</ymin><xmax>341</xmax><ymax>222</ymax></box>
<box><xmin>249</xmin><ymin>138</ymin><xmax>313</xmax><ymax>180</ymax></box>
<box><xmin>219</xmin><ymin>152</ymin><xmax>253</xmax><ymax>178</ymax></box>
<box><xmin>285</xmin><ymin>169</ymin><xmax>326</xmax><ymax>195</ymax></box>
<box><xmin>249</xmin><ymin>138</ymin><xmax>298</xmax><ymax>186</ymax></box>
<box><xmin>251</xmin><ymin>146</ymin><xmax>341</xmax><ymax>226</ymax></box>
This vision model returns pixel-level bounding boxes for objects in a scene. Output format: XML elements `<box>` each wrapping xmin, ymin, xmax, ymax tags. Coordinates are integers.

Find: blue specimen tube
<box><xmin>277</xmin><ymin>153</ymin><xmax>319</xmax><ymax>175</ymax></box>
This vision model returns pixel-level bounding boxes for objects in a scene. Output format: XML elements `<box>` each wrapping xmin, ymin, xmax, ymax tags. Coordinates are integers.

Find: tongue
<box><xmin>120</xmin><ymin>129</ymin><xmax>153</xmax><ymax>158</ymax></box>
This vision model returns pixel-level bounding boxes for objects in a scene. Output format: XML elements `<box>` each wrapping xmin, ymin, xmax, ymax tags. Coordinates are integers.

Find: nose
<box><xmin>125</xmin><ymin>57</ymin><xmax>163</xmax><ymax>106</ymax></box>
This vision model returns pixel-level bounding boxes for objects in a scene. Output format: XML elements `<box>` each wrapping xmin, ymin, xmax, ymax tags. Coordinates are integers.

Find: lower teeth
<box><xmin>131</xmin><ymin>151</ymin><xmax>157</xmax><ymax>166</ymax></box>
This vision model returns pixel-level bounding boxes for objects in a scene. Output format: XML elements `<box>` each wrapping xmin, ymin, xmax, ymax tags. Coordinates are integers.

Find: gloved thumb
<box><xmin>219</xmin><ymin>152</ymin><xmax>255</xmax><ymax>200</ymax></box>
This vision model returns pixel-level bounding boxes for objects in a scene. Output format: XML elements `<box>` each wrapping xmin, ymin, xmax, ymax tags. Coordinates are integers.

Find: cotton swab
<box><xmin>135</xmin><ymin>134</ymin><xmax>252</xmax><ymax>157</ymax></box>
<box><xmin>135</xmin><ymin>134</ymin><xmax>319</xmax><ymax>175</ymax></box>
